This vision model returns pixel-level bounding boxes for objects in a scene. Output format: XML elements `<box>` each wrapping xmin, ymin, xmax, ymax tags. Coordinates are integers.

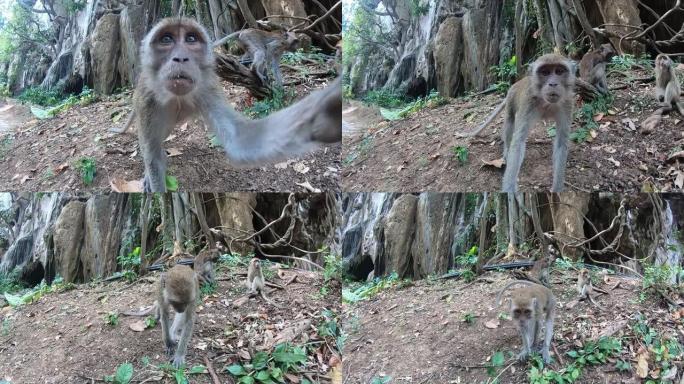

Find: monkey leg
<box><xmin>517</xmin><ymin>322</ymin><xmax>534</xmax><ymax>361</ymax></box>
<box><xmin>502</xmin><ymin>114</ymin><xmax>534</xmax><ymax>192</ymax></box>
<box><xmin>541</xmin><ymin>313</ymin><xmax>555</xmax><ymax>363</ymax></box>
<box><xmin>139</xmin><ymin>131</ymin><xmax>168</xmax><ymax>192</ymax></box>
<box><xmin>551</xmin><ymin>108</ymin><xmax>571</xmax><ymax>192</ymax></box>
<box><xmin>160</xmin><ymin>301</ymin><xmax>175</xmax><ymax>359</ymax></box>
<box><xmin>172</xmin><ymin>308</ymin><xmax>195</xmax><ymax>368</ymax></box>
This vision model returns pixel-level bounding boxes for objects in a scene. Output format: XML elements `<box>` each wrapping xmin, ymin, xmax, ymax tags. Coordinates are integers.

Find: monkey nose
<box><xmin>172</xmin><ymin>57</ymin><xmax>189</xmax><ymax>63</ymax></box>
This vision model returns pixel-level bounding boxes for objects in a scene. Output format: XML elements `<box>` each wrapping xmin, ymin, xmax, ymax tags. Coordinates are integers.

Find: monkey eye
<box><xmin>539</xmin><ymin>68</ymin><xmax>551</xmax><ymax>76</ymax></box>
<box><xmin>186</xmin><ymin>33</ymin><xmax>198</xmax><ymax>43</ymax></box>
<box><xmin>160</xmin><ymin>34</ymin><xmax>174</xmax><ymax>44</ymax></box>
<box><xmin>555</xmin><ymin>67</ymin><xmax>567</xmax><ymax>75</ymax></box>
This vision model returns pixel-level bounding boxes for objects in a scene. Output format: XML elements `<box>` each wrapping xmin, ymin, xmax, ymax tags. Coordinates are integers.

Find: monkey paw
<box><xmin>516</xmin><ymin>351</ymin><xmax>529</xmax><ymax>362</ymax></box>
<box><xmin>171</xmin><ymin>355</ymin><xmax>186</xmax><ymax>369</ymax></box>
<box><xmin>164</xmin><ymin>343</ymin><xmax>176</xmax><ymax>358</ymax></box>
<box><xmin>541</xmin><ymin>350</ymin><xmax>552</xmax><ymax>364</ymax></box>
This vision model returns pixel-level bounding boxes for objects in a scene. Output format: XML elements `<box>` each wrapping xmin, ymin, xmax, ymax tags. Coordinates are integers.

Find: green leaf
<box><xmin>269</xmin><ymin>367</ymin><xmax>283</xmax><ymax>380</ymax></box>
<box><xmin>165</xmin><ymin>175</ymin><xmax>178</xmax><ymax>191</ymax></box>
<box><xmin>227</xmin><ymin>364</ymin><xmax>248</xmax><ymax>376</ymax></box>
<box><xmin>209</xmin><ymin>135</ymin><xmax>222</xmax><ymax>148</ymax></box>
<box><xmin>188</xmin><ymin>365</ymin><xmax>206</xmax><ymax>374</ymax></box>
<box><xmin>239</xmin><ymin>376</ymin><xmax>255</xmax><ymax>384</ymax></box>
<box><xmin>272</xmin><ymin>350</ymin><xmax>306</xmax><ymax>364</ymax></box>
<box><xmin>114</xmin><ymin>362</ymin><xmax>133</xmax><ymax>384</ymax></box>
<box><xmin>255</xmin><ymin>370</ymin><xmax>271</xmax><ymax>381</ymax></box>
<box><xmin>30</xmin><ymin>105</ymin><xmax>50</xmax><ymax>119</ymax></box>
<box><xmin>252</xmin><ymin>351</ymin><xmax>269</xmax><ymax>370</ymax></box>
<box><xmin>4</xmin><ymin>292</ymin><xmax>24</xmax><ymax>307</ymax></box>
<box><xmin>491</xmin><ymin>351</ymin><xmax>505</xmax><ymax>366</ymax></box>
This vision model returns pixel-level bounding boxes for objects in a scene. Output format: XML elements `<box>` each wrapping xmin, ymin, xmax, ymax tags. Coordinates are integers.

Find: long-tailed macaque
<box><xmin>579</xmin><ymin>43</ymin><xmax>615</xmax><ymax>94</ymax></box>
<box><xmin>128</xmin><ymin>18</ymin><xmax>340</xmax><ymax>192</ymax></box>
<box><xmin>577</xmin><ymin>268</ymin><xmax>604</xmax><ymax>309</ymax></box>
<box><xmin>122</xmin><ymin>265</ymin><xmax>198</xmax><ymax>367</ymax></box>
<box><xmin>457</xmin><ymin>54</ymin><xmax>575</xmax><ymax>192</ymax></box>
<box><xmin>655</xmin><ymin>54</ymin><xmax>684</xmax><ymax>115</ymax></box>
<box><xmin>246</xmin><ymin>258</ymin><xmax>278</xmax><ymax>306</ymax></box>
<box><xmin>194</xmin><ymin>248</ymin><xmax>219</xmax><ymax>286</ymax></box>
<box><xmin>496</xmin><ymin>280</ymin><xmax>556</xmax><ymax>363</ymax></box>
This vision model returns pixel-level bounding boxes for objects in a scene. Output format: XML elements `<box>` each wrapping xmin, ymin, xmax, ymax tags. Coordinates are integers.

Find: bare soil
<box><xmin>0</xmin><ymin>263</ymin><xmax>341</xmax><ymax>384</ymax></box>
<box><xmin>342</xmin><ymin>69</ymin><xmax>683</xmax><ymax>192</ymax></box>
<box><xmin>0</xmin><ymin>65</ymin><xmax>340</xmax><ymax>192</ymax></box>
<box><xmin>343</xmin><ymin>270</ymin><xmax>667</xmax><ymax>383</ymax></box>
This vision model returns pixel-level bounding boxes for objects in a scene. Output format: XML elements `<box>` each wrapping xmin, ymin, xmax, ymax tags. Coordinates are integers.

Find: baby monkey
<box><xmin>496</xmin><ymin>280</ymin><xmax>556</xmax><ymax>363</ymax></box>
<box><xmin>577</xmin><ymin>268</ymin><xmax>605</xmax><ymax>308</ymax></box>
<box><xmin>579</xmin><ymin>43</ymin><xmax>615</xmax><ymax>94</ymax></box>
<box><xmin>246</xmin><ymin>258</ymin><xmax>278</xmax><ymax>306</ymax></box>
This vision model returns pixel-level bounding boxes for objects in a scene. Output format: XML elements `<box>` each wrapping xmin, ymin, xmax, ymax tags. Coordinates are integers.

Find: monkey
<box><xmin>214</xmin><ymin>28</ymin><xmax>300</xmax><ymax>88</ymax></box>
<box><xmin>496</xmin><ymin>280</ymin><xmax>556</xmax><ymax>363</ymax></box>
<box><xmin>512</xmin><ymin>257</ymin><xmax>552</xmax><ymax>286</ymax></box>
<box><xmin>194</xmin><ymin>248</ymin><xmax>219</xmax><ymax>286</ymax></box>
<box><xmin>456</xmin><ymin>54</ymin><xmax>575</xmax><ymax>192</ymax></box>
<box><xmin>579</xmin><ymin>43</ymin><xmax>615</xmax><ymax>94</ymax></box>
<box><xmin>131</xmin><ymin>18</ymin><xmax>340</xmax><ymax>192</ymax></box>
<box><xmin>654</xmin><ymin>54</ymin><xmax>684</xmax><ymax>115</ymax></box>
<box><xmin>246</xmin><ymin>258</ymin><xmax>279</xmax><ymax>307</ymax></box>
<box><xmin>576</xmin><ymin>268</ymin><xmax>606</xmax><ymax>309</ymax></box>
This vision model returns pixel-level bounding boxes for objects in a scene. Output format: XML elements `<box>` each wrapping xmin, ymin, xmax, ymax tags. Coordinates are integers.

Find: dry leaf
<box><xmin>109</xmin><ymin>178</ymin><xmax>143</xmax><ymax>192</ymax></box>
<box><xmin>640</xmin><ymin>113</ymin><xmax>662</xmax><ymax>135</ymax></box>
<box><xmin>675</xmin><ymin>171</ymin><xmax>684</xmax><ymax>189</ymax></box>
<box><xmin>129</xmin><ymin>320</ymin><xmax>146</xmax><ymax>332</ymax></box>
<box><xmin>637</xmin><ymin>351</ymin><xmax>649</xmax><ymax>378</ymax></box>
<box><xmin>607</xmin><ymin>157</ymin><xmax>620</xmax><ymax>167</ymax></box>
<box><xmin>621</xmin><ymin>118</ymin><xmax>636</xmax><ymax>132</ymax></box>
<box><xmin>484</xmin><ymin>318</ymin><xmax>500</xmax><ymax>329</ymax></box>
<box><xmin>295</xmin><ymin>181</ymin><xmax>321</xmax><ymax>193</ymax></box>
<box><xmin>54</xmin><ymin>163</ymin><xmax>69</xmax><ymax>174</ymax></box>
<box><xmin>593</xmin><ymin>112</ymin><xmax>605</xmax><ymax>122</ymax></box>
<box><xmin>293</xmin><ymin>162</ymin><xmax>310</xmax><ymax>174</ymax></box>
<box><xmin>284</xmin><ymin>373</ymin><xmax>300</xmax><ymax>383</ymax></box>
<box><xmin>166</xmin><ymin>147</ymin><xmax>182</xmax><ymax>157</ymax></box>
<box><xmin>482</xmin><ymin>157</ymin><xmax>505</xmax><ymax>168</ymax></box>
<box><xmin>232</xmin><ymin>296</ymin><xmax>249</xmax><ymax>308</ymax></box>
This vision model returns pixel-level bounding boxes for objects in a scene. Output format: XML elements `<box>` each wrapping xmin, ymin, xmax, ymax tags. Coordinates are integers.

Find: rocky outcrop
<box><xmin>53</xmin><ymin>201</ymin><xmax>86</xmax><ymax>283</ymax></box>
<box><xmin>216</xmin><ymin>193</ymin><xmax>257</xmax><ymax>255</ymax></box>
<box><xmin>90</xmin><ymin>14</ymin><xmax>121</xmax><ymax>95</ymax></box>
<box><xmin>383</xmin><ymin>194</ymin><xmax>417</xmax><ymax>278</ymax></box>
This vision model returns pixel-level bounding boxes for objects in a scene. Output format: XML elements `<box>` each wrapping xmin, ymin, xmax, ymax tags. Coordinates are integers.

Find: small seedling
<box><xmin>105</xmin><ymin>312</ymin><xmax>119</xmax><ymax>326</ymax></box>
<box><xmin>451</xmin><ymin>146</ymin><xmax>468</xmax><ymax>165</ymax></box>
<box><xmin>75</xmin><ymin>157</ymin><xmax>96</xmax><ymax>185</ymax></box>
<box><xmin>462</xmin><ymin>312</ymin><xmax>475</xmax><ymax>324</ymax></box>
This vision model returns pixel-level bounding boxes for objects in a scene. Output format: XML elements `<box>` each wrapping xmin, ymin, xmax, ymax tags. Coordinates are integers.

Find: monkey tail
<box><xmin>495</xmin><ymin>280</ymin><xmax>536</xmax><ymax>306</ymax></box>
<box><xmin>212</xmin><ymin>31</ymin><xmax>241</xmax><ymax>48</ymax></box>
<box><xmin>676</xmin><ymin>101</ymin><xmax>684</xmax><ymax>117</ymax></box>
<box><xmin>455</xmin><ymin>97</ymin><xmax>507</xmax><ymax>138</ymax></box>
<box><xmin>122</xmin><ymin>302</ymin><xmax>158</xmax><ymax>317</ymax></box>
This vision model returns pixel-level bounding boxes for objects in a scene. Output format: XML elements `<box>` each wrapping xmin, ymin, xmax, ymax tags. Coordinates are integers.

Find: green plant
<box><xmin>343</xmin><ymin>135</ymin><xmax>374</xmax><ymax>165</ymax></box>
<box><xmin>165</xmin><ymin>175</ymin><xmax>178</xmax><ymax>191</ymax></box>
<box><xmin>200</xmin><ymin>281</ymin><xmax>217</xmax><ymax>296</ymax></box>
<box><xmin>342</xmin><ymin>272</ymin><xmax>409</xmax><ymax>303</ymax></box>
<box><xmin>226</xmin><ymin>343</ymin><xmax>310</xmax><ymax>384</ymax></box>
<box><xmin>244</xmin><ymin>87</ymin><xmax>295</xmax><ymax>118</ymax></box>
<box><xmin>105</xmin><ymin>312</ymin><xmax>119</xmax><ymax>326</ymax></box>
<box><xmin>144</xmin><ymin>316</ymin><xmax>157</xmax><ymax>329</ymax></box>
<box><xmin>370</xmin><ymin>376</ymin><xmax>391</xmax><ymax>384</ymax></box>
<box><xmin>490</xmin><ymin>56</ymin><xmax>518</xmax><ymax>93</ymax></box>
<box><xmin>408</xmin><ymin>0</ymin><xmax>429</xmax><ymax>16</ymax></box>
<box><xmin>157</xmin><ymin>363</ymin><xmax>206</xmax><ymax>383</ymax></box>
<box><xmin>571</xmin><ymin>93</ymin><xmax>613</xmax><ymax>143</ymax></box>
<box><xmin>641</xmin><ymin>264</ymin><xmax>679</xmax><ymax>302</ymax></box>
<box><xmin>318</xmin><ymin>308</ymin><xmax>345</xmax><ymax>352</ymax></box>
<box><xmin>0</xmin><ymin>135</ymin><xmax>14</xmax><ymax>161</ymax></box>
<box><xmin>74</xmin><ymin>157</ymin><xmax>96</xmax><ymax>185</ymax></box>
<box><xmin>0</xmin><ymin>268</ymin><xmax>22</xmax><ymax>294</ymax></box>
<box><xmin>451</xmin><ymin>146</ymin><xmax>468</xmax><ymax>165</ymax></box>
<box><xmin>362</xmin><ymin>89</ymin><xmax>405</xmax><ymax>108</ymax></box>
<box><xmin>104</xmin><ymin>362</ymin><xmax>133</xmax><ymax>384</ymax></box>
<box><xmin>486</xmin><ymin>351</ymin><xmax>506</xmax><ymax>378</ymax></box>
<box><xmin>462</xmin><ymin>312</ymin><xmax>475</xmax><ymax>324</ymax></box>
<box><xmin>323</xmin><ymin>251</ymin><xmax>343</xmax><ymax>282</ymax></box>
<box><xmin>1</xmin><ymin>318</ymin><xmax>10</xmax><ymax>336</ymax></box>
<box><xmin>17</xmin><ymin>86</ymin><xmax>61</xmax><ymax>106</ymax></box>
<box><xmin>610</xmin><ymin>54</ymin><xmax>652</xmax><ymax>72</ymax></box>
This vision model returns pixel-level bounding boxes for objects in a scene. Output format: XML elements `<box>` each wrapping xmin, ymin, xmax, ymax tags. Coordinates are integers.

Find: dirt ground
<box><xmin>342</xmin><ymin>269</ymin><xmax>667</xmax><ymax>383</ymax></box>
<box><xmin>342</xmin><ymin>69</ymin><xmax>684</xmax><ymax>192</ymax></box>
<box><xmin>0</xmin><ymin>262</ymin><xmax>341</xmax><ymax>384</ymax></box>
<box><xmin>0</xmin><ymin>65</ymin><xmax>340</xmax><ymax>192</ymax></box>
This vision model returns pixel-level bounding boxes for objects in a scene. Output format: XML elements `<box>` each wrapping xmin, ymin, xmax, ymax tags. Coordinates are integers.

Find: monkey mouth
<box><xmin>546</xmin><ymin>93</ymin><xmax>561</xmax><ymax>103</ymax></box>
<box><xmin>166</xmin><ymin>73</ymin><xmax>194</xmax><ymax>95</ymax></box>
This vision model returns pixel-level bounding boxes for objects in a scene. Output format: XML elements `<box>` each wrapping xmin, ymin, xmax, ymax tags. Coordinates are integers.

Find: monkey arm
<box><xmin>201</xmin><ymin>78</ymin><xmax>341</xmax><ymax>166</ymax></box>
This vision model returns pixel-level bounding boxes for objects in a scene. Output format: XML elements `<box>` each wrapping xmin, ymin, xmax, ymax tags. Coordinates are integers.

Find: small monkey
<box><xmin>496</xmin><ymin>280</ymin><xmax>556</xmax><ymax>363</ymax></box>
<box><xmin>513</xmin><ymin>257</ymin><xmax>551</xmax><ymax>286</ymax></box>
<box><xmin>194</xmin><ymin>248</ymin><xmax>219</xmax><ymax>286</ymax></box>
<box><xmin>654</xmin><ymin>54</ymin><xmax>684</xmax><ymax>115</ymax></box>
<box><xmin>577</xmin><ymin>268</ymin><xmax>604</xmax><ymax>308</ymax></box>
<box><xmin>246</xmin><ymin>258</ymin><xmax>278</xmax><ymax>306</ymax></box>
<box><xmin>457</xmin><ymin>54</ymin><xmax>575</xmax><ymax>192</ymax></box>
<box><xmin>122</xmin><ymin>265</ymin><xmax>198</xmax><ymax>368</ymax></box>
<box><xmin>214</xmin><ymin>28</ymin><xmax>300</xmax><ymax>88</ymax></box>
<box><xmin>130</xmin><ymin>18</ymin><xmax>340</xmax><ymax>192</ymax></box>
<box><xmin>579</xmin><ymin>43</ymin><xmax>615</xmax><ymax>94</ymax></box>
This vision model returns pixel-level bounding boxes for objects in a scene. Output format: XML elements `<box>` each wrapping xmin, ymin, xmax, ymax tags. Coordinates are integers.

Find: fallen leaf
<box><xmin>603</xmin><ymin>146</ymin><xmax>616</xmax><ymax>154</ymax></box>
<box><xmin>20</xmin><ymin>175</ymin><xmax>31</xmax><ymax>184</ymax></box>
<box><xmin>293</xmin><ymin>162</ymin><xmax>310</xmax><ymax>174</ymax></box>
<box><xmin>295</xmin><ymin>181</ymin><xmax>321</xmax><ymax>192</ymax></box>
<box><xmin>232</xmin><ymin>296</ymin><xmax>249</xmax><ymax>307</ymax></box>
<box><xmin>484</xmin><ymin>318</ymin><xmax>500</xmax><ymax>329</ymax></box>
<box><xmin>637</xmin><ymin>351</ymin><xmax>649</xmax><ymax>378</ymax></box>
<box><xmin>640</xmin><ymin>113</ymin><xmax>662</xmax><ymax>135</ymax></box>
<box><xmin>593</xmin><ymin>112</ymin><xmax>605</xmax><ymax>122</ymax></box>
<box><xmin>166</xmin><ymin>147</ymin><xmax>182</xmax><ymax>157</ymax></box>
<box><xmin>482</xmin><ymin>157</ymin><xmax>505</xmax><ymax>168</ymax></box>
<box><xmin>129</xmin><ymin>320</ymin><xmax>146</xmax><ymax>332</ymax></box>
<box><xmin>53</xmin><ymin>163</ymin><xmax>69</xmax><ymax>174</ymax></box>
<box><xmin>607</xmin><ymin>157</ymin><xmax>620</xmax><ymax>167</ymax></box>
<box><xmin>675</xmin><ymin>171</ymin><xmax>684</xmax><ymax>189</ymax></box>
<box><xmin>621</xmin><ymin>118</ymin><xmax>636</xmax><ymax>132</ymax></box>
<box><xmin>109</xmin><ymin>178</ymin><xmax>143</xmax><ymax>192</ymax></box>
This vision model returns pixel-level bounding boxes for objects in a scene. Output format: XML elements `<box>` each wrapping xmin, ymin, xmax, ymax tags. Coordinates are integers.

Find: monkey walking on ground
<box><xmin>496</xmin><ymin>280</ymin><xmax>556</xmax><ymax>363</ymax></box>
<box><xmin>579</xmin><ymin>43</ymin><xmax>615</xmax><ymax>95</ymax></box>
<box><xmin>123</xmin><ymin>265</ymin><xmax>198</xmax><ymax>368</ymax></box>
<box><xmin>113</xmin><ymin>18</ymin><xmax>340</xmax><ymax>192</ymax></box>
<box><xmin>654</xmin><ymin>54</ymin><xmax>684</xmax><ymax>115</ymax></box>
<box><xmin>456</xmin><ymin>54</ymin><xmax>575</xmax><ymax>192</ymax></box>
<box><xmin>246</xmin><ymin>258</ymin><xmax>280</xmax><ymax>307</ymax></box>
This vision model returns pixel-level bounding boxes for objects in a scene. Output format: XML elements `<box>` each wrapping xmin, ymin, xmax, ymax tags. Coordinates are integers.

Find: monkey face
<box><xmin>143</xmin><ymin>19</ymin><xmax>212</xmax><ymax>97</ymax></box>
<box><xmin>535</xmin><ymin>63</ymin><xmax>571</xmax><ymax>104</ymax></box>
<box><xmin>656</xmin><ymin>55</ymin><xmax>672</xmax><ymax>70</ymax></box>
